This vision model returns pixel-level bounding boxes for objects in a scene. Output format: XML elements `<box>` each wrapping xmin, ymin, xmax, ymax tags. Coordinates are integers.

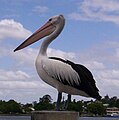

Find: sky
<box><xmin>0</xmin><ymin>0</ymin><xmax>119</xmax><ymax>103</ymax></box>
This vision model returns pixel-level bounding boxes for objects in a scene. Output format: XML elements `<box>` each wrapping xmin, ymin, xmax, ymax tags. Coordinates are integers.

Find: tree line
<box><xmin>0</xmin><ymin>94</ymin><xmax>119</xmax><ymax>116</ymax></box>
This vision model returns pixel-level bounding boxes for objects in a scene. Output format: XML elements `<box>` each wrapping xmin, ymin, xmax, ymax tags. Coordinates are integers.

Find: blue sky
<box><xmin>0</xmin><ymin>0</ymin><xmax>119</xmax><ymax>103</ymax></box>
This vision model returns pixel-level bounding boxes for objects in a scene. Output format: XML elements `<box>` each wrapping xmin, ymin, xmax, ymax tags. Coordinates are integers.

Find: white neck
<box><xmin>39</xmin><ymin>19</ymin><xmax>65</xmax><ymax>56</ymax></box>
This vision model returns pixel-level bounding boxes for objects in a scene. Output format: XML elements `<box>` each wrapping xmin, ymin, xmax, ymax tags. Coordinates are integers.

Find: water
<box><xmin>0</xmin><ymin>116</ymin><xmax>119</xmax><ymax>120</ymax></box>
<box><xmin>0</xmin><ymin>116</ymin><xmax>31</xmax><ymax>120</ymax></box>
<box><xmin>80</xmin><ymin>117</ymin><xmax>119</xmax><ymax>120</ymax></box>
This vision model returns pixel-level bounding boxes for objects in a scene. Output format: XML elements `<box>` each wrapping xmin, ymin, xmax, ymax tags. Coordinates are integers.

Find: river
<box><xmin>0</xmin><ymin>116</ymin><xmax>119</xmax><ymax>120</ymax></box>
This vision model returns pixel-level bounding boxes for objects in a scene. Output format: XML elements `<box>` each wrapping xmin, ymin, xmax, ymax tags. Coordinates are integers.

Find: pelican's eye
<box><xmin>49</xmin><ymin>18</ymin><xmax>52</xmax><ymax>22</ymax></box>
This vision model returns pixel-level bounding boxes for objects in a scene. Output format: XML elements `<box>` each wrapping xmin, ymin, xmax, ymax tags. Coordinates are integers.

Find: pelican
<box><xmin>14</xmin><ymin>14</ymin><xmax>101</xmax><ymax>110</ymax></box>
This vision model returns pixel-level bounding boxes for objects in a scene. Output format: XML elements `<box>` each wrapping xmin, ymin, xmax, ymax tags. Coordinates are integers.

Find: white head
<box><xmin>14</xmin><ymin>14</ymin><xmax>65</xmax><ymax>52</ymax></box>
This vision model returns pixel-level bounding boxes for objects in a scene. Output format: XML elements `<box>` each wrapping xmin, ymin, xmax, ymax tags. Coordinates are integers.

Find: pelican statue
<box><xmin>14</xmin><ymin>14</ymin><xmax>101</xmax><ymax>110</ymax></box>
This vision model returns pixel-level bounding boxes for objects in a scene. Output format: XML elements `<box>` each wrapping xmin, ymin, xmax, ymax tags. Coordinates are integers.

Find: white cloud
<box><xmin>85</xmin><ymin>61</ymin><xmax>105</xmax><ymax>70</ymax></box>
<box><xmin>0</xmin><ymin>19</ymin><xmax>32</xmax><ymax>40</ymax></box>
<box><xmin>1</xmin><ymin>39</ymin><xmax>119</xmax><ymax>102</ymax></box>
<box><xmin>0</xmin><ymin>69</ymin><xmax>30</xmax><ymax>81</ymax></box>
<box><xmin>0</xmin><ymin>68</ymin><xmax>55</xmax><ymax>103</ymax></box>
<box><xmin>0</xmin><ymin>81</ymin><xmax>38</xmax><ymax>89</ymax></box>
<box><xmin>12</xmin><ymin>48</ymin><xmax>38</xmax><ymax>66</ymax></box>
<box><xmin>0</xmin><ymin>69</ymin><xmax>48</xmax><ymax>89</ymax></box>
<box><xmin>68</xmin><ymin>0</ymin><xmax>119</xmax><ymax>25</ymax></box>
<box><xmin>33</xmin><ymin>6</ymin><xmax>49</xmax><ymax>14</ymax></box>
<box><xmin>12</xmin><ymin>47</ymin><xmax>76</xmax><ymax>66</ymax></box>
<box><xmin>0</xmin><ymin>0</ymin><xmax>119</xmax><ymax>102</ymax></box>
<box><xmin>11</xmin><ymin>42</ymin><xmax>119</xmax><ymax>93</ymax></box>
<box><xmin>99</xmin><ymin>69</ymin><xmax>119</xmax><ymax>80</ymax></box>
<box><xmin>115</xmin><ymin>48</ymin><xmax>119</xmax><ymax>59</ymax></box>
<box><xmin>47</xmin><ymin>48</ymin><xmax>76</xmax><ymax>60</ymax></box>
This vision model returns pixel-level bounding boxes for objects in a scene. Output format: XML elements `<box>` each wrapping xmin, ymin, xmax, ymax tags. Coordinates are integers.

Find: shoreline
<box><xmin>0</xmin><ymin>114</ymin><xmax>31</xmax><ymax>116</ymax></box>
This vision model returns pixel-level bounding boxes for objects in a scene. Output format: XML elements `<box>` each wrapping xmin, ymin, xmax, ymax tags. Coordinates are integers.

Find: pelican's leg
<box><xmin>56</xmin><ymin>92</ymin><xmax>62</xmax><ymax>111</ymax></box>
<box><xmin>64</xmin><ymin>94</ymin><xmax>71</xmax><ymax>110</ymax></box>
<box><xmin>68</xmin><ymin>94</ymin><xmax>71</xmax><ymax>103</ymax></box>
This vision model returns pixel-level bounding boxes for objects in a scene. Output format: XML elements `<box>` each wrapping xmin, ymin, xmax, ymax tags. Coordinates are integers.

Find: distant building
<box><xmin>106</xmin><ymin>107</ymin><xmax>119</xmax><ymax>116</ymax></box>
<box><xmin>103</xmin><ymin>104</ymin><xmax>109</xmax><ymax>107</ymax></box>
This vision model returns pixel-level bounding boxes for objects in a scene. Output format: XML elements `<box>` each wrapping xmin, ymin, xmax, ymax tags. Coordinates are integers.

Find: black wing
<box><xmin>67</xmin><ymin>60</ymin><xmax>101</xmax><ymax>100</ymax></box>
<box><xmin>49</xmin><ymin>57</ymin><xmax>101</xmax><ymax>100</ymax></box>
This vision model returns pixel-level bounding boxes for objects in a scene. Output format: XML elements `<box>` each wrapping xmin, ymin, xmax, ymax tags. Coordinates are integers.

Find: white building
<box><xmin>106</xmin><ymin>107</ymin><xmax>119</xmax><ymax>116</ymax></box>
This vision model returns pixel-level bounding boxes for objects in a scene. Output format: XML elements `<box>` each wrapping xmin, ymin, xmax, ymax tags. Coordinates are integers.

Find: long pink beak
<box><xmin>14</xmin><ymin>21</ymin><xmax>55</xmax><ymax>52</ymax></box>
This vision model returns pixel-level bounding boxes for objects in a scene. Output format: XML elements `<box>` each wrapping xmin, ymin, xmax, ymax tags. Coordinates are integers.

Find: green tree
<box><xmin>0</xmin><ymin>100</ymin><xmax>22</xmax><ymax>114</ymax></box>
<box><xmin>0</xmin><ymin>100</ymin><xmax>8</xmax><ymax>113</ymax></box>
<box><xmin>115</xmin><ymin>99</ymin><xmax>119</xmax><ymax>108</ymax></box>
<box><xmin>6</xmin><ymin>100</ymin><xmax>22</xmax><ymax>114</ymax></box>
<box><xmin>101</xmin><ymin>95</ymin><xmax>109</xmax><ymax>104</ymax></box>
<box><xmin>39</xmin><ymin>94</ymin><xmax>52</xmax><ymax>103</ymax></box>
<box><xmin>67</xmin><ymin>100</ymin><xmax>83</xmax><ymax>114</ymax></box>
<box><xmin>22</xmin><ymin>103</ymin><xmax>33</xmax><ymax>113</ymax></box>
<box><xmin>87</xmin><ymin>102</ymin><xmax>106</xmax><ymax>116</ymax></box>
<box><xmin>108</xmin><ymin>96</ymin><xmax>117</xmax><ymax>107</ymax></box>
<box><xmin>34</xmin><ymin>95</ymin><xmax>55</xmax><ymax>110</ymax></box>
